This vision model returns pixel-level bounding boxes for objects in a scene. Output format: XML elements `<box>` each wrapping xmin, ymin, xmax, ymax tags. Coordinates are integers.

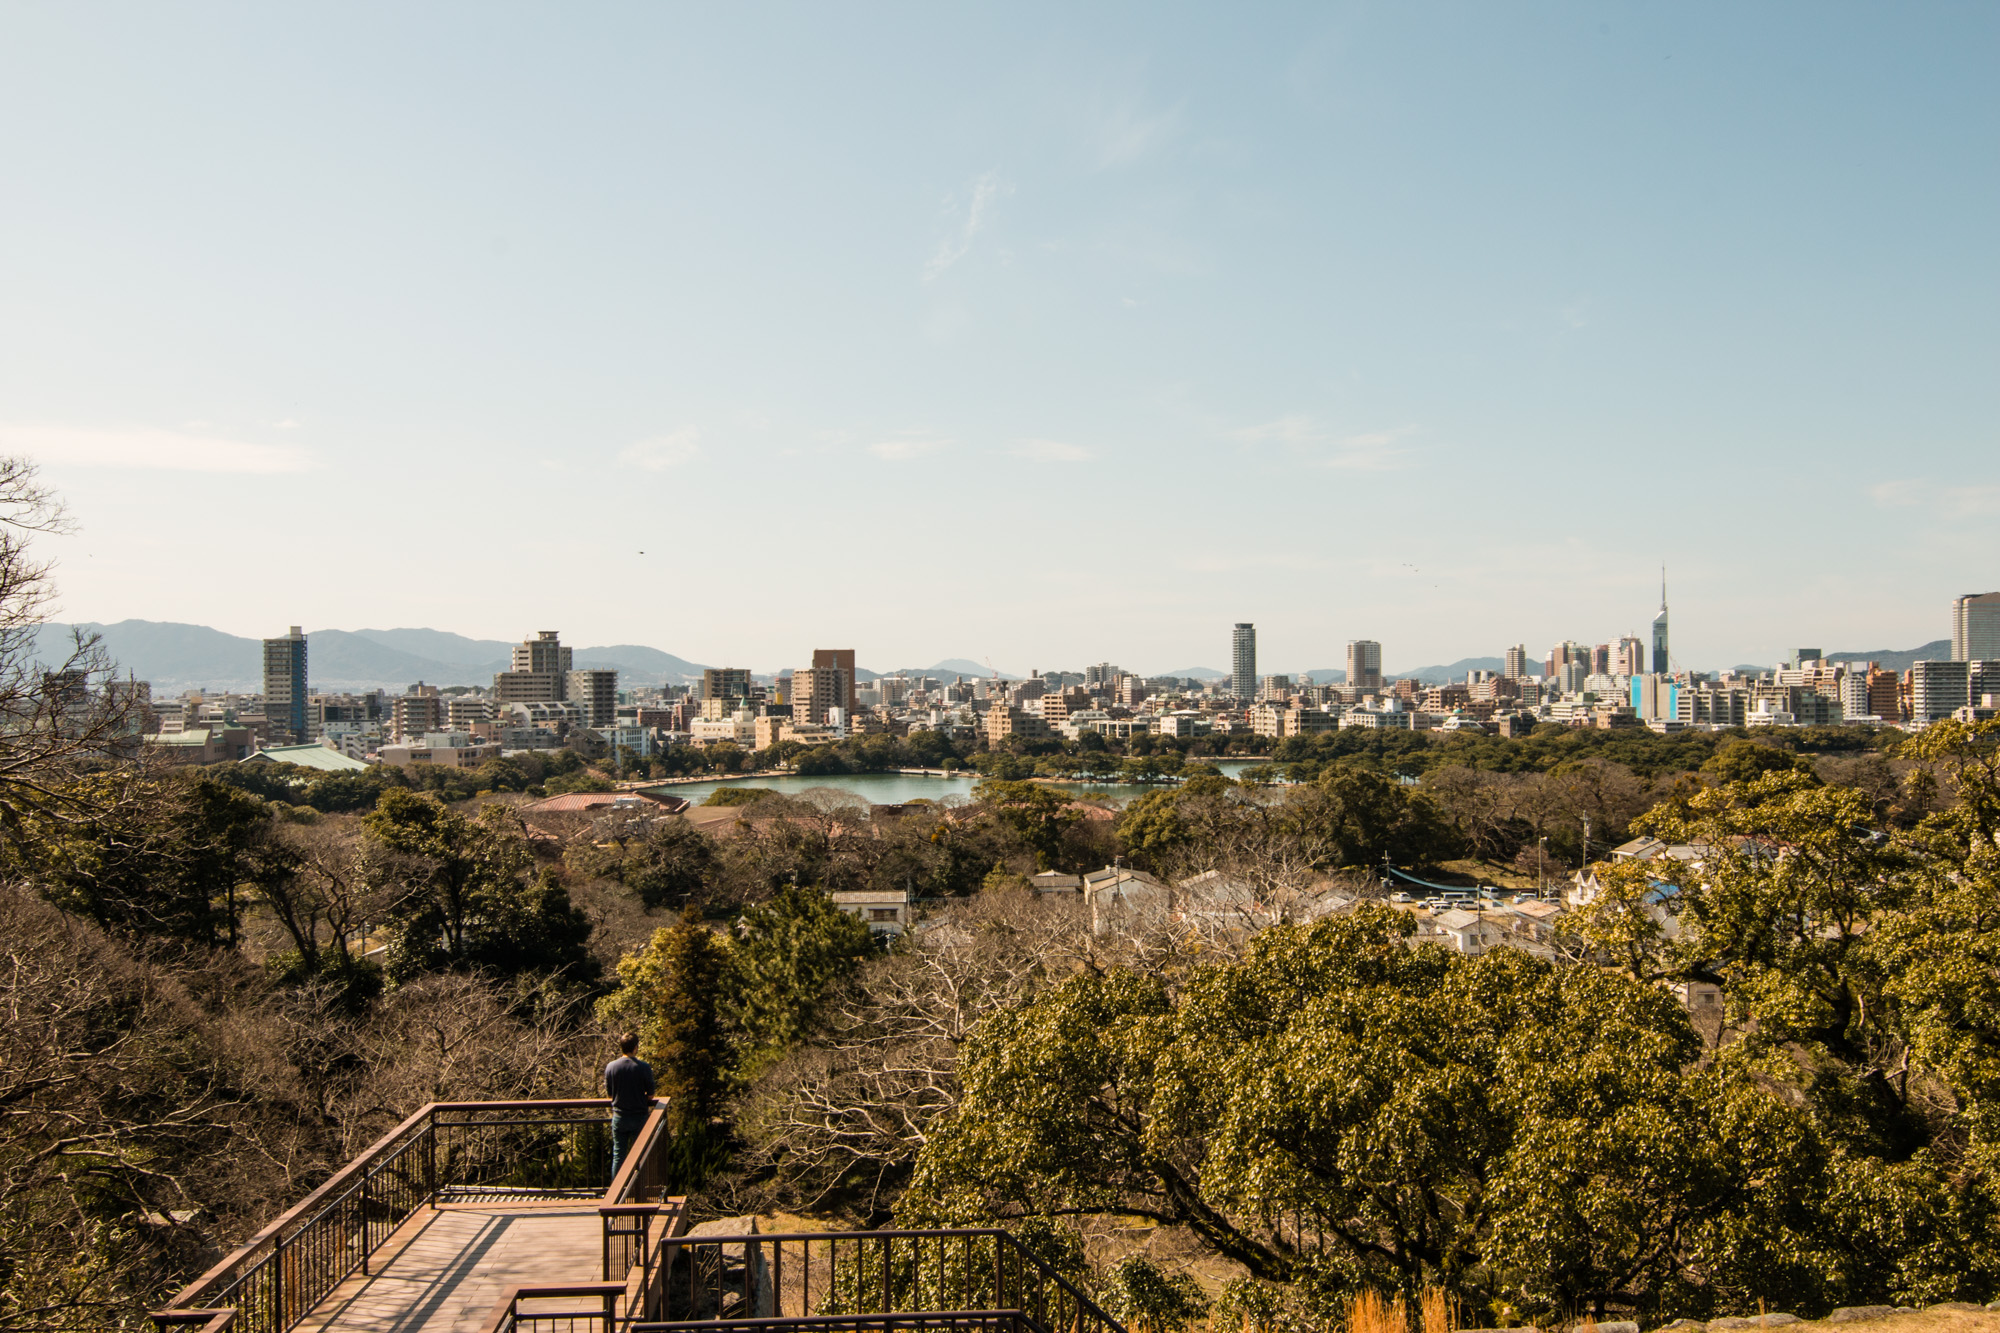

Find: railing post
<box><xmin>425</xmin><ymin>1111</ymin><xmax>439</xmax><ymax>1208</ymax></box>
<box><xmin>270</xmin><ymin>1238</ymin><xmax>284</xmax><ymax>1333</ymax></box>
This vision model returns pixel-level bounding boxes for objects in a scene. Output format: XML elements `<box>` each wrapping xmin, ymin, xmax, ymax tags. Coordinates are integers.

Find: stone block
<box><xmin>1828</xmin><ymin>1308</ymin><xmax>1897</xmax><ymax>1323</ymax></box>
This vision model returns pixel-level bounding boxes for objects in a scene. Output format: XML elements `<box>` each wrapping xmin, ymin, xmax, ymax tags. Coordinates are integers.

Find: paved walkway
<box><xmin>297</xmin><ymin>1205</ymin><xmax>605</xmax><ymax>1333</ymax></box>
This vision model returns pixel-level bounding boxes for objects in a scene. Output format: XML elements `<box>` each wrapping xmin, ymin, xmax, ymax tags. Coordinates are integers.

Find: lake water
<box><xmin>641</xmin><ymin>759</ymin><xmax>1273</xmax><ymax>810</ymax></box>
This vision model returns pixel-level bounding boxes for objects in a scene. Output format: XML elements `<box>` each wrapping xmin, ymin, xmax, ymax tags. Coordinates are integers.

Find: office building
<box><xmin>1231</xmin><ymin>624</ymin><xmax>1257</xmax><ymax>700</ymax></box>
<box><xmin>701</xmin><ymin>667</ymin><xmax>754</xmax><ymax>704</ymax></box>
<box><xmin>1615</xmin><ymin>636</ymin><xmax>1647</xmax><ymax>677</ymax></box>
<box><xmin>1954</xmin><ymin>593</ymin><xmax>2000</xmax><ymax>661</ymax></box>
<box><xmin>1911</xmin><ymin>660</ymin><xmax>1971</xmax><ymax>725</ymax></box>
<box><xmin>812</xmin><ymin>649</ymin><xmax>858</xmax><ymax>714</ymax></box>
<box><xmin>1346</xmin><ymin>640</ymin><xmax>1383</xmax><ymax>689</ymax></box>
<box><xmin>1504</xmin><ymin>645</ymin><xmax>1529</xmax><ymax>680</ymax></box>
<box><xmin>262</xmin><ymin>626</ymin><xmax>308</xmax><ymax>746</ymax></box>
<box><xmin>1258</xmin><ymin>674</ymin><xmax>1292</xmax><ymax>702</ymax></box>
<box><xmin>566</xmin><ymin>669</ymin><xmax>619</xmax><ymax>729</ymax></box>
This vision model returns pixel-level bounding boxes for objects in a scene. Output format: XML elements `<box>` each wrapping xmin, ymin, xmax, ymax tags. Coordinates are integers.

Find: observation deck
<box><xmin>152</xmin><ymin>1100</ymin><xmax>1121</xmax><ymax>1333</ymax></box>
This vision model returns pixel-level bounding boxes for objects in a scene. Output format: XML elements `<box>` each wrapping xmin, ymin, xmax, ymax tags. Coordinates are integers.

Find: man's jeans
<box><xmin>610</xmin><ymin>1108</ymin><xmax>645</xmax><ymax>1178</ymax></box>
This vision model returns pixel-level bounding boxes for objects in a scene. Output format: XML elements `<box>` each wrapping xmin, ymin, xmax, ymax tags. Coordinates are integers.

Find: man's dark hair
<box><xmin>618</xmin><ymin>1031</ymin><xmax>640</xmax><ymax>1055</ymax></box>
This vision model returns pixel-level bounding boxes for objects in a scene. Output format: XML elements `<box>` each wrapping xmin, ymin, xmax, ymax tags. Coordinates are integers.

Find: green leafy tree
<box><xmin>728</xmin><ymin>882</ymin><xmax>878</xmax><ymax>1063</ymax></box>
<box><xmin>14</xmin><ymin>771</ymin><xmax>271</xmax><ymax>945</ymax></box>
<box><xmin>973</xmin><ymin>780</ymin><xmax>1083</xmax><ymax>869</ymax></box>
<box><xmin>598</xmin><ymin>907</ymin><xmax>734</xmax><ymax>1135</ymax></box>
<box><xmin>363</xmin><ymin>790</ymin><xmax>591</xmax><ymax>981</ymax></box>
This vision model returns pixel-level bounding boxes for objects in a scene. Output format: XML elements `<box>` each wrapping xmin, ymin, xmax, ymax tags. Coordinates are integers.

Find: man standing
<box><xmin>604</xmin><ymin>1031</ymin><xmax>656</xmax><ymax>1177</ymax></box>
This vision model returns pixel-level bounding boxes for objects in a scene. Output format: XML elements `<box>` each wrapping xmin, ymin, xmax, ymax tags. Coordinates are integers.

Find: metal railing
<box><xmin>486</xmin><ymin>1283</ymin><xmax>628</xmax><ymax>1333</ymax></box>
<box><xmin>628</xmin><ymin>1229</ymin><xmax>1122</xmax><ymax>1333</ymax></box>
<box><xmin>152</xmin><ymin>1100</ymin><xmax>666</xmax><ymax>1333</ymax></box>
<box><xmin>640</xmin><ymin>1316</ymin><xmax>1033</xmax><ymax>1332</ymax></box>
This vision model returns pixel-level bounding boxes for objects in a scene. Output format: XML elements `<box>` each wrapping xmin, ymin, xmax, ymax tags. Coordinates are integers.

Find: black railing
<box><xmin>628</xmin><ymin>1230</ymin><xmax>1122</xmax><ymax>1333</ymax></box>
<box><xmin>153</xmin><ymin>1100</ymin><xmax>671</xmax><ymax>1333</ymax></box>
<box><xmin>641</xmin><ymin>1316</ymin><xmax>1032</xmax><ymax>1332</ymax></box>
<box><xmin>485</xmin><ymin>1283</ymin><xmax>627</xmax><ymax>1333</ymax></box>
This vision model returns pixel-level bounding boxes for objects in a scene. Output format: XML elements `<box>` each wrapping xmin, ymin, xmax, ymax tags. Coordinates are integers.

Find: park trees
<box><xmin>362</xmin><ymin>789</ymin><xmax>591</xmax><ymax>982</ymax></box>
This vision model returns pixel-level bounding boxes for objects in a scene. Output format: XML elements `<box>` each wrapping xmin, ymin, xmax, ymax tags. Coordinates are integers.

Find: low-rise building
<box><xmin>379</xmin><ymin>732</ymin><xmax>503</xmax><ymax>769</ymax></box>
<box><xmin>832</xmin><ymin>888</ymin><xmax>911</xmax><ymax>939</ymax></box>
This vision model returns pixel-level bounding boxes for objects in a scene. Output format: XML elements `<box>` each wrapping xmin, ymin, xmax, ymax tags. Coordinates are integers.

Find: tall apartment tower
<box><xmin>493</xmin><ymin>631</ymin><xmax>573</xmax><ymax>704</ymax></box>
<box><xmin>1346</xmin><ymin>640</ymin><xmax>1383</xmax><ymax>689</ymax></box>
<box><xmin>1953</xmin><ymin>592</ymin><xmax>2000</xmax><ymax>661</ymax></box>
<box><xmin>566</xmin><ymin>669</ymin><xmax>619</xmax><ymax>729</ymax></box>
<box><xmin>263</xmin><ymin>626</ymin><xmax>308</xmax><ymax>745</ymax></box>
<box><xmin>1504</xmin><ymin>644</ymin><xmax>1529</xmax><ymax>679</ymax></box>
<box><xmin>792</xmin><ymin>665</ymin><xmax>847</xmax><ymax>725</ymax></box>
<box><xmin>1231</xmin><ymin>624</ymin><xmax>1257</xmax><ymax>700</ymax></box>
<box><xmin>1651</xmin><ymin>570</ymin><xmax>1671</xmax><ymax>674</ymax></box>
<box><xmin>812</xmin><ymin>649</ymin><xmax>858</xmax><ymax>714</ymax></box>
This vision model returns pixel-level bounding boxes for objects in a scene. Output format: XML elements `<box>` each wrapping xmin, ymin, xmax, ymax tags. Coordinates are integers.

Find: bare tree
<box><xmin>727</xmin><ymin>892</ymin><xmax>1094</xmax><ymax>1220</ymax></box>
<box><xmin>0</xmin><ymin>457</ymin><xmax>149</xmax><ymax>841</ymax></box>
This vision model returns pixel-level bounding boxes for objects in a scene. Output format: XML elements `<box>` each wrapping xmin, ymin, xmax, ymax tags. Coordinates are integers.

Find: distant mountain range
<box><xmin>36</xmin><ymin>621</ymin><xmax>709</xmax><ymax>692</ymax></box>
<box><xmin>34</xmin><ymin>621</ymin><xmax>1966</xmax><ymax>695</ymax></box>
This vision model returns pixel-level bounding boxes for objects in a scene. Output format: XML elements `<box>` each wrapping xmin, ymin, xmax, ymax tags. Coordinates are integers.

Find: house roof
<box><xmin>1030</xmin><ymin>871</ymin><xmax>1081</xmax><ymax>891</ymax></box>
<box><xmin>242</xmin><ymin>744</ymin><xmax>373</xmax><ymax>772</ymax></box>
<box><xmin>523</xmin><ymin>790</ymin><xmax>691</xmax><ymax>814</ymax></box>
<box><xmin>1435</xmin><ymin>908</ymin><xmax>1485</xmax><ymax>931</ymax></box>
<box><xmin>831</xmin><ymin>890</ymin><xmax>911</xmax><ymax>905</ymax></box>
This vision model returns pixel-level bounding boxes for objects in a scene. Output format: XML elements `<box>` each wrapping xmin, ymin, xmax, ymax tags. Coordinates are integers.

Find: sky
<box><xmin>1</xmin><ymin>3</ymin><xmax>1996</xmax><ymax>677</ymax></box>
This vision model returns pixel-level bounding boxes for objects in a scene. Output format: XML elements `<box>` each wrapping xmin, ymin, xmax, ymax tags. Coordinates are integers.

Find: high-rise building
<box><xmin>1911</xmin><ymin>660</ymin><xmax>1971</xmax><ymax>724</ymax></box>
<box><xmin>702</xmin><ymin>667</ymin><xmax>754</xmax><ymax>703</ymax></box>
<box><xmin>263</xmin><ymin>626</ymin><xmax>308</xmax><ymax>745</ymax></box>
<box><xmin>1651</xmin><ymin>571</ymin><xmax>1670</xmax><ymax>674</ymax></box>
<box><xmin>494</xmin><ymin>631</ymin><xmax>572</xmax><ymax>704</ymax></box>
<box><xmin>566</xmin><ymin>669</ymin><xmax>619</xmax><ymax>729</ymax></box>
<box><xmin>1615</xmin><ymin>636</ymin><xmax>1647</xmax><ymax>677</ymax></box>
<box><xmin>1346</xmin><ymin>640</ymin><xmax>1382</xmax><ymax>689</ymax></box>
<box><xmin>812</xmin><ymin>649</ymin><xmax>858</xmax><ymax>714</ymax></box>
<box><xmin>1231</xmin><ymin>624</ymin><xmax>1257</xmax><ymax>700</ymax></box>
<box><xmin>1953</xmin><ymin>593</ymin><xmax>2000</xmax><ymax>661</ymax></box>
<box><xmin>792</xmin><ymin>665</ymin><xmax>847</xmax><ymax>725</ymax></box>
<box><xmin>1258</xmin><ymin>674</ymin><xmax>1293</xmax><ymax>702</ymax></box>
<box><xmin>1504</xmin><ymin>645</ymin><xmax>1528</xmax><ymax>680</ymax></box>
<box><xmin>513</xmin><ymin>630</ymin><xmax>573</xmax><ymax>677</ymax></box>
<box><xmin>393</xmin><ymin>685</ymin><xmax>443</xmax><ymax>741</ymax></box>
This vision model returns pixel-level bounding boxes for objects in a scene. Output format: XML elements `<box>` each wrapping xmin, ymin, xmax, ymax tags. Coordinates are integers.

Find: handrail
<box><xmin>483</xmin><ymin>1282</ymin><xmax>627</xmax><ymax>1333</ymax></box>
<box><xmin>603</xmin><ymin>1104</ymin><xmax>669</xmax><ymax>1205</ymax></box>
<box><xmin>153</xmin><ymin>1100</ymin><xmax>620</xmax><ymax>1333</ymax></box>
<box><xmin>166</xmin><ymin>1100</ymin><xmax>615</xmax><ymax>1309</ymax></box>
<box><xmin>642</xmin><ymin>1228</ymin><xmax>1122</xmax><ymax>1333</ymax></box>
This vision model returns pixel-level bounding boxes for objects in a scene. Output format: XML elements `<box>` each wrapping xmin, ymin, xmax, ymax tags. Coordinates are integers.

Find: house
<box><xmin>1432</xmin><ymin>908</ymin><xmax>1508</xmax><ymax>956</ymax></box>
<box><xmin>1175</xmin><ymin>868</ymin><xmax>1265</xmax><ymax>932</ymax></box>
<box><xmin>146</xmin><ymin>726</ymin><xmax>255</xmax><ymax>765</ymax></box>
<box><xmin>1083</xmin><ymin>864</ymin><xmax>1171</xmax><ymax>936</ymax></box>
<box><xmin>832</xmin><ymin>888</ymin><xmax>912</xmax><ymax>939</ymax></box>
<box><xmin>1029</xmin><ymin>870</ymin><xmax>1082</xmax><ymax>895</ymax></box>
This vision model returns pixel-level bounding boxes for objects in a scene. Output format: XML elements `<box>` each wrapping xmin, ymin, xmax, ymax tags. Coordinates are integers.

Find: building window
<box><xmin>870</xmin><ymin>908</ymin><xmax>898</xmax><ymax>922</ymax></box>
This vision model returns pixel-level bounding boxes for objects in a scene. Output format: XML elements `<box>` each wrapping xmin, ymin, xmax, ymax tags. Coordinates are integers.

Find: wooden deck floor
<box><xmin>297</xmin><ymin>1205</ymin><xmax>606</xmax><ymax>1333</ymax></box>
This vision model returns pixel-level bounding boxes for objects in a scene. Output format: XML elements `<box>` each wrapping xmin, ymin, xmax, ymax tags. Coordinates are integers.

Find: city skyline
<box><xmin>3</xmin><ymin>4</ymin><xmax>1996</xmax><ymax>668</ymax></box>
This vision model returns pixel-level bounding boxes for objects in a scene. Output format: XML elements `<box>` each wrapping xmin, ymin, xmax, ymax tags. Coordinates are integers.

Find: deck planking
<box><xmin>296</xmin><ymin>1205</ymin><xmax>606</xmax><ymax>1333</ymax></box>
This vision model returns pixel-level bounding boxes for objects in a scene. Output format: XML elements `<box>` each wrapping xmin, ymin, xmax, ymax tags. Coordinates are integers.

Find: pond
<box><xmin>639</xmin><ymin>759</ymin><xmax>1275</xmax><ymax>810</ymax></box>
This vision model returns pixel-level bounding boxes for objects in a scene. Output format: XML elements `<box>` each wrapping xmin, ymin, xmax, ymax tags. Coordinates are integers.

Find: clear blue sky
<box><xmin>3</xmin><ymin>3</ymin><xmax>1995</xmax><ymax>675</ymax></box>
